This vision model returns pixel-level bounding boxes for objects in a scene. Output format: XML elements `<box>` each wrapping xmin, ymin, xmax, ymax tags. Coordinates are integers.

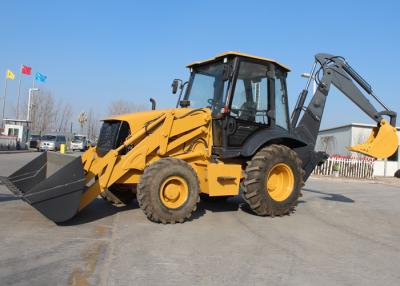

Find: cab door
<box><xmin>226</xmin><ymin>61</ymin><xmax>271</xmax><ymax>147</ymax></box>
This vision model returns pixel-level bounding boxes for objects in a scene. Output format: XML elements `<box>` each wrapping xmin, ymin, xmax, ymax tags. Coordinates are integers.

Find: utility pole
<box><xmin>27</xmin><ymin>88</ymin><xmax>39</xmax><ymax>122</ymax></box>
<box><xmin>1</xmin><ymin>77</ymin><xmax>7</xmax><ymax>129</ymax></box>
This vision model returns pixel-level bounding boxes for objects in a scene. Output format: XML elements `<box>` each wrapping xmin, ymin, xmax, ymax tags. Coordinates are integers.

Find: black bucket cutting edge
<box><xmin>0</xmin><ymin>152</ymin><xmax>86</xmax><ymax>223</ymax></box>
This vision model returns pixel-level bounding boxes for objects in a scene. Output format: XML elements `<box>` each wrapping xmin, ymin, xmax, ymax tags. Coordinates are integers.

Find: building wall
<box><xmin>316</xmin><ymin>127</ymin><xmax>352</xmax><ymax>156</ymax></box>
<box><xmin>373</xmin><ymin>161</ymin><xmax>399</xmax><ymax>177</ymax></box>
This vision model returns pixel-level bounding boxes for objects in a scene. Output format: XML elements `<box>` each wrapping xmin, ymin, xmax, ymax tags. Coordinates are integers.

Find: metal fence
<box><xmin>313</xmin><ymin>155</ymin><xmax>375</xmax><ymax>179</ymax></box>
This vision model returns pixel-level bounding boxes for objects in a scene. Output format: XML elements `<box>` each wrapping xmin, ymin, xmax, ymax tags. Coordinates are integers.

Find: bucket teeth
<box><xmin>0</xmin><ymin>176</ymin><xmax>23</xmax><ymax>197</ymax></box>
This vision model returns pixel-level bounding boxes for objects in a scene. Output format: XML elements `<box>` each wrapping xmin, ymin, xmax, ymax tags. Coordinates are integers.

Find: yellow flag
<box><xmin>6</xmin><ymin>69</ymin><xmax>15</xmax><ymax>80</ymax></box>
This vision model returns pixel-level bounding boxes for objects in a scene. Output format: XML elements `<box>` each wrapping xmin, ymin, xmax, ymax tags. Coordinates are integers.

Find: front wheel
<box><xmin>137</xmin><ymin>158</ymin><xmax>200</xmax><ymax>224</ymax></box>
<box><xmin>243</xmin><ymin>144</ymin><xmax>304</xmax><ymax>216</ymax></box>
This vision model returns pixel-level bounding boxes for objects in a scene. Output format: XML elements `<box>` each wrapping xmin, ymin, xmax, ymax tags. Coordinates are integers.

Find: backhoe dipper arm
<box><xmin>293</xmin><ymin>53</ymin><xmax>397</xmax><ymax>149</ymax></box>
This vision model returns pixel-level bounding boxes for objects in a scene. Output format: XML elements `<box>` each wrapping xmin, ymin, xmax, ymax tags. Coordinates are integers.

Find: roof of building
<box><xmin>319</xmin><ymin>122</ymin><xmax>400</xmax><ymax>133</ymax></box>
<box><xmin>186</xmin><ymin>51</ymin><xmax>291</xmax><ymax>71</ymax></box>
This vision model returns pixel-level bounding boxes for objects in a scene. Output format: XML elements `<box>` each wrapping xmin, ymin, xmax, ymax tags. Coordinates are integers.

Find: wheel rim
<box><xmin>159</xmin><ymin>176</ymin><xmax>189</xmax><ymax>209</ymax></box>
<box><xmin>265</xmin><ymin>163</ymin><xmax>294</xmax><ymax>202</ymax></box>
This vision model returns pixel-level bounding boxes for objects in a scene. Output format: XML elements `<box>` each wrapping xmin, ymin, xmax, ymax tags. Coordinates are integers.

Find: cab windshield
<box><xmin>185</xmin><ymin>62</ymin><xmax>229</xmax><ymax>115</ymax></box>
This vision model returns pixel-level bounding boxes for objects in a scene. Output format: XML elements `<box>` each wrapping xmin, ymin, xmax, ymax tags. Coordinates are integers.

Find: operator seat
<box><xmin>238</xmin><ymin>101</ymin><xmax>257</xmax><ymax>122</ymax></box>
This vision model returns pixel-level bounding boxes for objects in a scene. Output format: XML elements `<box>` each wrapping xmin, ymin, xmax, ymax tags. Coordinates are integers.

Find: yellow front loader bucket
<box><xmin>347</xmin><ymin>119</ymin><xmax>398</xmax><ymax>158</ymax></box>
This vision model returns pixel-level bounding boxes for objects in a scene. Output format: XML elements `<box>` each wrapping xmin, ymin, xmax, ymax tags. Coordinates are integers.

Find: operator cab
<box><xmin>183</xmin><ymin>52</ymin><xmax>292</xmax><ymax>158</ymax></box>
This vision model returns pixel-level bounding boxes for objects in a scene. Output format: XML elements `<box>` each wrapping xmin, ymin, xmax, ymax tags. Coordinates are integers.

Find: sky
<box><xmin>1</xmin><ymin>0</ymin><xmax>399</xmax><ymax>129</ymax></box>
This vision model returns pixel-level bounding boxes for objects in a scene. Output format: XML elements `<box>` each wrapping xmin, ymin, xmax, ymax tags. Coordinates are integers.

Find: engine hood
<box><xmin>104</xmin><ymin>108</ymin><xmax>208</xmax><ymax>134</ymax></box>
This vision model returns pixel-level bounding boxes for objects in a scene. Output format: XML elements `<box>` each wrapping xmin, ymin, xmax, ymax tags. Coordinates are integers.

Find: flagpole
<box><xmin>16</xmin><ymin>65</ymin><xmax>22</xmax><ymax>120</ymax></box>
<box><xmin>1</xmin><ymin>77</ymin><xmax>7</xmax><ymax>129</ymax></box>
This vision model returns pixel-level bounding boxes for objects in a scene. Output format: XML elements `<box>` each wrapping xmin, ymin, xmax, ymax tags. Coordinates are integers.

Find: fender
<box><xmin>240</xmin><ymin>126</ymin><xmax>307</xmax><ymax>157</ymax></box>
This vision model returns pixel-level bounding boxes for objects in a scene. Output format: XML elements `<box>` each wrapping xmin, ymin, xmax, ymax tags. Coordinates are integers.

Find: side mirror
<box><xmin>171</xmin><ymin>79</ymin><xmax>179</xmax><ymax>94</ymax></box>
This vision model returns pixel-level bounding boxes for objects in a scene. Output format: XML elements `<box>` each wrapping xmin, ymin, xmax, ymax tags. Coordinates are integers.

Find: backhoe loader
<box><xmin>1</xmin><ymin>52</ymin><xmax>398</xmax><ymax>224</ymax></box>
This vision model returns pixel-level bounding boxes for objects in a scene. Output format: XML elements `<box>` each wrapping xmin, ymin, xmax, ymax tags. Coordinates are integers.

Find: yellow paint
<box><xmin>266</xmin><ymin>163</ymin><xmax>294</xmax><ymax>202</ymax></box>
<box><xmin>159</xmin><ymin>176</ymin><xmax>189</xmax><ymax>209</ymax></box>
<box><xmin>60</xmin><ymin>144</ymin><xmax>66</xmax><ymax>154</ymax></box>
<box><xmin>187</xmin><ymin>51</ymin><xmax>291</xmax><ymax>71</ymax></box>
<box><xmin>207</xmin><ymin>162</ymin><xmax>242</xmax><ymax>196</ymax></box>
<box><xmin>79</xmin><ymin>180</ymin><xmax>102</xmax><ymax>210</ymax></box>
<box><xmin>192</xmin><ymin>163</ymin><xmax>209</xmax><ymax>194</ymax></box>
<box><xmin>347</xmin><ymin>119</ymin><xmax>399</xmax><ymax>159</ymax></box>
<box><xmin>115</xmin><ymin>171</ymin><xmax>141</xmax><ymax>184</ymax></box>
<box><xmin>158</xmin><ymin>112</ymin><xmax>175</xmax><ymax>155</ymax></box>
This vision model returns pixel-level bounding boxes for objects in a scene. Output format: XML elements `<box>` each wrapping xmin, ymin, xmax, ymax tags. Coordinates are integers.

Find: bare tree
<box><xmin>28</xmin><ymin>89</ymin><xmax>73</xmax><ymax>134</ymax></box>
<box><xmin>57</xmin><ymin>103</ymin><xmax>72</xmax><ymax>132</ymax></box>
<box><xmin>107</xmin><ymin>99</ymin><xmax>146</xmax><ymax>116</ymax></box>
<box><xmin>86</xmin><ymin>108</ymin><xmax>100</xmax><ymax>140</ymax></box>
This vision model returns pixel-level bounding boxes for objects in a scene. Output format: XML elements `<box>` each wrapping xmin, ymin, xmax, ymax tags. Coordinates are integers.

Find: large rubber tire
<box><xmin>243</xmin><ymin>144</ymin><xmax>304</xmax><ymax>217</ymax></box>
<box><xmin>395</xmin><ymin>169</ymin><xmax>400</xmax><ymax>178</ymax></box>
<box><xmin>137</xmin><ymin>158</ymin><xmax>200</xmax><ymax>224</ymax></box>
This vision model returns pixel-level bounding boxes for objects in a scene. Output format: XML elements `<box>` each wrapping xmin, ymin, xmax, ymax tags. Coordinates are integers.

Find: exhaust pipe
<box><xmin>0</xmin><ymin>152</ymin><xmax>86</xmax><ymax>222</ymax></box>
<box><xmin>150</xmin><ymin>98</ymin><xmax>156</xmax><ymax>110</ymax></box>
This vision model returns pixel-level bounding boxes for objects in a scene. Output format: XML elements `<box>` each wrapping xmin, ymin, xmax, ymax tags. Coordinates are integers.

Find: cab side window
<box><xmin>274</xmin><ymin>69</ymin><xmax>289</xmax><ymax>130</ymax></box>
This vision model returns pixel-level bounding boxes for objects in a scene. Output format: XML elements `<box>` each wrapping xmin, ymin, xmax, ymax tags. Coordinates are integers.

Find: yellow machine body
<box><xmin>80</xmin><ymin>108</ymin><xmax>242</xmax><ymax>210</ymax></box>
<box><xmin>347</xmin><ymin>119</ymin><xmax>399</xmax><ymax>158</ymax></box>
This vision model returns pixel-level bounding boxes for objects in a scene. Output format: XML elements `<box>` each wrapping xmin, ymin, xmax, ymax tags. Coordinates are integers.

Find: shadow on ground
<box><xmin>0</xmin><ymin>194</ymin><xmax>19</xmax><ymax>202</ymax></box>
<box><xmin>54</xmin><ymin>186</ymin><xmax>356</xmax><ymax>226</ymax></box>
<box><xmin>58</xmin><ymin>190</ymin><xmax>352</xmax><ymax>225</ymax></box>
<box><xmin>302</xmin><ymin>188</ymin><xmax>355</xmax><ymax>203</ymax></box>
<box><xmin>196</xmin><ymin>195</ymin><xmax>253</xmax><ymax>217</ymax></box>
<box><xmin>59</xmin><ymin>196</ymin><xmax>250</xmax><ymax>225</ymax></box>
<box><xmin>3</xmin><ymin>187</ymin><xmax>354</xmax><ymax>226</ymax></box>
<box><xmin>58</xmin><ymin>198</ymin><xmax>139</xmax><ymax>226</ymax></box>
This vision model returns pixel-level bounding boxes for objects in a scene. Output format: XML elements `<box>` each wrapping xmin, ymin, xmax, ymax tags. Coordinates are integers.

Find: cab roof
<box><xmin>186</xmin><ymin>51</ymin><xmax>291</xmax><ymax>72</ymax></box>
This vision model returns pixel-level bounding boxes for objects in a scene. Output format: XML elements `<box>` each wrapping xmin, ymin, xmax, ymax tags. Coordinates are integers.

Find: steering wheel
<box><xmin>207</xmin><ymin>98</ymin><xmax>215</xmax><ymax>105</ymax></box>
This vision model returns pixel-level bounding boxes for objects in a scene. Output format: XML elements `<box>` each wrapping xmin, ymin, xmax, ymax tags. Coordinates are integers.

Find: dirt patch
<box><xmin>69</xmin><ymin>241</ymin><xmax>105</xmax><ymax>286</ymax></box>
<box><xmin>95</xmin><ymin>225</ymin><xmax>111</xmax><ymax>236</ymax></box>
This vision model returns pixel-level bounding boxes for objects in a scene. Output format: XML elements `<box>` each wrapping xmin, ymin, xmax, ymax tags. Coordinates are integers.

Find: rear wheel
<box><xmin>243</xmin><ymin>144</ymin><xmax>304</xmax><ymax>216</ymax></box>
<box><xmin>137</xmin><ymin>158</ymin><xmax>199</xmax><ymax>224</ymax></box>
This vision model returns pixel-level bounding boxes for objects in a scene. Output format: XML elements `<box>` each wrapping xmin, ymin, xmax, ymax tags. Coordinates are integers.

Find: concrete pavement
<box><xmin>0</xmin><ymin>153</ymin><xmax>399</xmax><ymax>286</ymax></box>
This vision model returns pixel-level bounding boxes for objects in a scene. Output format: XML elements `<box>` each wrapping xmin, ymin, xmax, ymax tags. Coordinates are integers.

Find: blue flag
<box><xmin>35</xmin><ymin>72</ymin><xmax>47</xmax><ymax>82</ymax></box>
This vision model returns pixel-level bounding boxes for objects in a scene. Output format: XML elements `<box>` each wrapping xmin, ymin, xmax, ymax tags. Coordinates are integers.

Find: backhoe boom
<box><xmin>292</xmin><ymin>53</ymin><xmax>397</xmax><ymax>158</ymax></box>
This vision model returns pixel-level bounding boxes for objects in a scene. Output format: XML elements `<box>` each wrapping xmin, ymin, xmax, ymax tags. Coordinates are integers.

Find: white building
<box><xmin>316</xmin><ymin>123</ymin><xmax>400</xmax><ymax>177</ymax></box>
<box><xmin>0</xmin><ymin>119</ymin><xmax>31</xmax><ymax>150</ymax></box>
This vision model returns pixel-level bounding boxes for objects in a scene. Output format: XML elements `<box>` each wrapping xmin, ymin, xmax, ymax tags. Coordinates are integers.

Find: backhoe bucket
<box><xmin>0</xmin><ymin>152</ymin><xmax>85</xmax><ymax>222</ymax></box>
<box><xmin>347</xmin><ymin>119</ymin><xmax>399</xmax><ymax>158</ymax></box>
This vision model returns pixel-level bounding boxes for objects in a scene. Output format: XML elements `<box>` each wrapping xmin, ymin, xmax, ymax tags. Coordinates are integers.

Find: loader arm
<box><xmin>79</xmin><ymin>109</ymin><xmax>212</xmax><ymax>210</ymax></box>
<box><xmin>292</xmin><ymin>53</ymin><xmax>398</xmax><ymax>159</ymax></box>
